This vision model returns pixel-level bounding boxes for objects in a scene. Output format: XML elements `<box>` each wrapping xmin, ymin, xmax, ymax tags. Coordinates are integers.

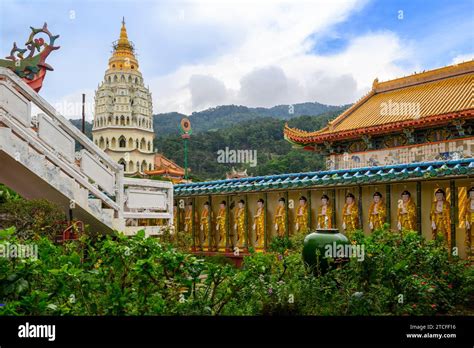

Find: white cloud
<box><xmin>146</xmin><ymin>0</ymin><xmax>417</xmax><ymax>114</ymax></box>
<box><xmin>49</xmin><ymin>0</ymin><xmax>417</xmax><ymax>117</ymax></box>
<box><xmin>452</xmin><ymin>53</ymin><xmax>474</xmax><ymax>64</ymax></box>
<box><xmin>238</xmin><ymin>66</ymin><xmax>296</xmax><ymax>107</ymax></box>
<box><xmin>189</xmin><ymin>74</ymin><xmax>229</xmax><ymax>110</ymax></box>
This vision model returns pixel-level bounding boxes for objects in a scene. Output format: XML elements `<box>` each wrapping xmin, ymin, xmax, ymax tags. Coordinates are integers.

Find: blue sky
<box><xmin>1</xmin><ymin>0</ymin><xmax>473</xmax><ymax>118</ymax></box>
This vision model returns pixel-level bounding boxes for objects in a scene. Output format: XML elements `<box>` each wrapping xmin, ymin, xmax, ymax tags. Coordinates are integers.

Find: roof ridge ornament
<box><xmin>372</xmin><ymin>77</ymin><xmax>379</xmax><ymax>90</ymax></box>
<box><xmin>0</xmin><ymin>22</ymin><xmax>59</xmax><ymax>92</ymax></box>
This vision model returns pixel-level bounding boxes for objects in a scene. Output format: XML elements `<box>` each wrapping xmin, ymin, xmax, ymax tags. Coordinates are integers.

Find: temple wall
<box><xmin>329</xmin><ymin>137</ymin><xmax>474</xmax><ymax>170</ymax></box>
<box><xmin>177</xmin><ymin>178</ymin><xmax>472</xmax><ymax>258</ymax></box>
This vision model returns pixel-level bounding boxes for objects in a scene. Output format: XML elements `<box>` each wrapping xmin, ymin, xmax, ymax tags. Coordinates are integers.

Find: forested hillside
<box><xmin>152</xmin><ymin>102</ymin><xmax>348</xmax><ymax>137</ymax></box>
<box><xmin>70</xmin><ymin>104</ymin><xmax>348</xmax><ymax>180</ymax></box>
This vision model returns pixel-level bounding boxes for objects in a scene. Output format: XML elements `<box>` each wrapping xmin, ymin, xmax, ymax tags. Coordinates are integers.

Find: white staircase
<box><xmin>0</xmin><ymin>67</ymin><xmax>173</xmax><ymax>236</ymax></box>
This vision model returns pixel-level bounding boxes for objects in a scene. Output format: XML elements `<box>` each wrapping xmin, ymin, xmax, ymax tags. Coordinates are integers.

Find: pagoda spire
<box><xmin>108</xmin><ymin>18</ymin><xmax>138</xmax><ymax>70</ymax></box>
<box><xmin>117</xmin><ymin>17</ymin><xmax>131</xmax><ymax>50</ymax></box>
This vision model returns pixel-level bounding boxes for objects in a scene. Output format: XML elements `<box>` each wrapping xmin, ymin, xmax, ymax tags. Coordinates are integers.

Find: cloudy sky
<box><xmin>1</xmin><ymin>0</ymin><xmax>473</xmax><ymax>120</ymax></box>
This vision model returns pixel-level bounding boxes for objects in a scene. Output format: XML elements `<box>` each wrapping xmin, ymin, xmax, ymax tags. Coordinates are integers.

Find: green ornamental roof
<box><xmin>174</xmin><ymin>158</ymin><xmax>474</xmax><ymax>196</ymax></box>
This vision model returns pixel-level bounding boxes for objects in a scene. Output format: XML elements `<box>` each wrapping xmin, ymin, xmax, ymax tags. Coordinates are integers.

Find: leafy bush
<box><xmin>0</xmin><ymin>226</ymin><xmax>471</xmax><ymax>316</ymax></box>
<box><xmin>0</xmin><ymin>199</ymin><xmax>66</xmax><ymax>241</ymax></box>
<box><xmin>0</xmin><ymin>184</ymin><xmax>21</xmax><ymax>204</ymax></box>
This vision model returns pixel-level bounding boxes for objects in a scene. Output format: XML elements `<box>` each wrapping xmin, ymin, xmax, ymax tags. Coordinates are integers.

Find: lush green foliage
<box><xmin>0</xmin><ymin>226</ymin><xmax>471</xmax><ymax>316</ymax></box>
<box><xmin>0</xmin><ymin>183</ymin><xmax>21</xmax><ymax>204</ymax></box>
<box><xmin>0</xmin><ymin>199</ymin><xmax>66</xmax><ymax>241</ymax></box>
<box><xmin>149</xmin><ymin>103</ymin><xmax>348</xmax><ymax>137</ymax></box>
<box><xmin>154</xmin><ymin>112</ymin><xmax>340</xmax><ymax>181</ymax></box>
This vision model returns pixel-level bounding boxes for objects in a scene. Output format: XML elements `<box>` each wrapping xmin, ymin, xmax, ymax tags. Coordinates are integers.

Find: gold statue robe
<box><xmin>234</xmin><ymin>206</ymin><xmax>246</xmax><ymax>248</ymax></box>
<box><xmin>200</xmin><ymin>209</ymin><xmax>211</xmax><ymax>250</ymax></box>
<box><xmin>342</xmin><ymin>203</ymin><xmax>359</xmax><ymax>233</ymax></box>
<box><xmin>398</xmin><ymin>199</ymin><xmax>416</xmax><ymax>231</ymax></box>
<box><xmin>185</xmin><ymin>208</ymin><xmax>198</xmax><ymax>248</ymax></box>
<box><xmin>317</xmin><ymin>205</ymin><xmax>332</xmax><ymax>229</ymax></box>
<box><xmin>184</xmin><ymin>209</ymin><xmax>193</xmax><ymax>233</ymax></box>
<box><xmin>215</xmin><ymin>207</ymin><xmax>227</xmax><ymax>250</ymax></box>
<box><xmin>253</xmin><ymin>207</ymin><xmax>265</xmax><ymax>249</ymax></box>
<box><xmin>295</xmin><ymin>204</ymin><xmax>308</xmax><ymax>233</ymax></box>
<box><xmin>368</xmin><ymin>202</ymin><xmax>386</xmax><ymax>231</ymax></box>
<box><xmin>173</xmin><ymin>207</ymin><xmax>178</xmax><ymax>230</ymax></box>
<box><xmin>274</xmin><ymin>205</ymin><xmax>286</xmax><ymax>237</ymax></box>
<box><xmin>430</xmin><ymin>200</ymin><xmax>451</xmax><ymax>244</ymax></box>
<box><xmin>464</xmin><ymin>199</ymin><xmax>474</xmax><ymax>253</ymax></box>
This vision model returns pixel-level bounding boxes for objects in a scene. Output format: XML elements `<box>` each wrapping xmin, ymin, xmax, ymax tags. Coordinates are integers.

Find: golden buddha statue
<box><xmin>397</xmin><ymin>190</ymin><xmax>416</xmax><ymax>231</ymax></box>
<box><xmin>274</xmin><ymin>197</ymin><xmax>287</xmax><ymax>237</ymax></box>
<box><xmin>233</xmin><ymin>199</ymin><xmax>246</xmax><ymax>249</ymax></box>
<box><xmin>464</xmin><ymin>187</ymin><xmax>474</xmax><ymax>255</ymax></box>
<box><xmin>317</xmin><ymin>194</ymin><xmax>332</xmax><ymax>229</ymax></box>
<box><xmin>184</xmin><ymin>202</ymin><xmax>198</xmax><ymax>246</ymax></box>
<box><xmin>368</xmin><ymin>192</ymin><xmax>386</xmax><ymax>231</ymax></box>
<box><xmin>430</xmin><ymin>188</ymin><xmax>451</xmax><ymax>244</ymax></box>
<box><xmin>342</xmin><ymin>193</ymin><xmax>359</xmax><ymax>233</ymax></box>
<box><xmin>173</xmin><ymin>203</ymin><xmax>178</xmax><ymax>231</ymax></box>
<box><xmin>200</xmin><ymin>201</ymin><xmax>211</xmax><ymax>251</ymax></box>
<box><xmin>295</xmin><ymin>196</ymin><xmax>309</xmax><ymax>233</ymax></box>
<box><xmin>215</xmin><ymin>200</ymin><xmax>227</xmax><ymax>251</ymax></box>
<box><xmin>252</xmin><ymin>198</ymin><xmax>265</xmax><ymax>249</ymax></box>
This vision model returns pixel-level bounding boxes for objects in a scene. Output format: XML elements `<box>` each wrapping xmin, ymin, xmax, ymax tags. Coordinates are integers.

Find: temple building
<box><xmin>92</xmin><ymin>19</ymin><xmax>155</xmax><ymax>175</ymax></box>
<box><xmin>226</xmin><ymin>167</ymin><xmax>249</xmax><ymax>179</ymax></box>
<box><xmin>173</xmin><ymin>61</ymin><xmax>474</xmax><ymax>259</ymax></box>
<box><xmin>145</xmin><ymin>153</ymin><xmax>187</xmax><ymax>183</ymax></box>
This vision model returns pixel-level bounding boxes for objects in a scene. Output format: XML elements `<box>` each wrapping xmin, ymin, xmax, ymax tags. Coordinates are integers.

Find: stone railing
<box><xmin>0</xmin><ymin>67</ymin><xmax>172</xmax><ymax>235</ymax></box>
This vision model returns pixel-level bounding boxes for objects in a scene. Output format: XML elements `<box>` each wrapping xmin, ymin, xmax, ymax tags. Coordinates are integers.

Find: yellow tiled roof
<box><xmin>285</xmin><ymin>60</ymin><xmax>474</xmax><ymax>143</ymax></box>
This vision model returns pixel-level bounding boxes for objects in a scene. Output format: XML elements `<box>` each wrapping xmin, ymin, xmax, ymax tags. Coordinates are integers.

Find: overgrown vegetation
<box><xmin>154</xmin><ymin>112</ymin><xmax>340</xmax><ymax>181</ymax></box>
<box><xmin>0</xmin><ymin>198</ymin><xmax>66</xmax><ymax>241</ymax></box>
<box><xmin>0</xmin><ymin>225</ymin><xmax>471</xmax><ymax>316</ymax></box>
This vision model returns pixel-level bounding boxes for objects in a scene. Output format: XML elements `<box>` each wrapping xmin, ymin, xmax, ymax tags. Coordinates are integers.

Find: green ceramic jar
<box><xmin>302</xmin><ymin>228</ymin><xmax>349</xmax><ymax>274</ymax></box>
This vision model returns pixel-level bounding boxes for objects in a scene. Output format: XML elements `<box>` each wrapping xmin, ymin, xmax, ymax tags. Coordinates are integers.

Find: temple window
<box><xmin>119</xmin><ymin>136</ymin><xmax>126</xmax><ymax>148</ymax></box>
<box><xmin>118</xmin><ymin>158</ymin><xmax>126</xmax><ymax>171</ymax></box>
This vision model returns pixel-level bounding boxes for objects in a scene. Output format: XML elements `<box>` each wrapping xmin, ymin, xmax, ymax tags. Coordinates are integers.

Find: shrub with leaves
<box><xmin>0</xmin><ymin>226</ymin><xmax>471</xmax><ymax>316</ymax></box>
<box><xmin>0</xmin><ymin>199</ymin><xmax>66</xmax><ymax>241</ymax></box>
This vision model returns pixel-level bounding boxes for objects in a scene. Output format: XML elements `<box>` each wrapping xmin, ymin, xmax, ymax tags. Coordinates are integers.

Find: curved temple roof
<box><xmin>284</xmin><ymin>60</ymin><xmax>474</xmax><ymax>146</ymax></box>
<box><xmin>174</xmin><ymin>158</ymin><xmax>474</xmax><ymax>196</ymax></box>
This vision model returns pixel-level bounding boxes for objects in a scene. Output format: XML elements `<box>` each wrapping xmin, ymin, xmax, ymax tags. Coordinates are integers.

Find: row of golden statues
<box><xmin>175</xmin><ymin>188</ymin><xmax>474</xmax><ymax>253</ymax></box>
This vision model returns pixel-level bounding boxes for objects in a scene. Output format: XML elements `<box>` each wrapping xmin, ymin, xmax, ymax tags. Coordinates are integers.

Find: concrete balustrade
<box><xmin>0</xmin><ymin>67</ymin><xmax>173</xmax><ymax>236</ymax></box>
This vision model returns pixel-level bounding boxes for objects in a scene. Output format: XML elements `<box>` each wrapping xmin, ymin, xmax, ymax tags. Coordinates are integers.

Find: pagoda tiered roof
<box><xmin>284</xmin><ymin>60</ymin><xmax>474</xmax><ymax>146</ymax></box>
